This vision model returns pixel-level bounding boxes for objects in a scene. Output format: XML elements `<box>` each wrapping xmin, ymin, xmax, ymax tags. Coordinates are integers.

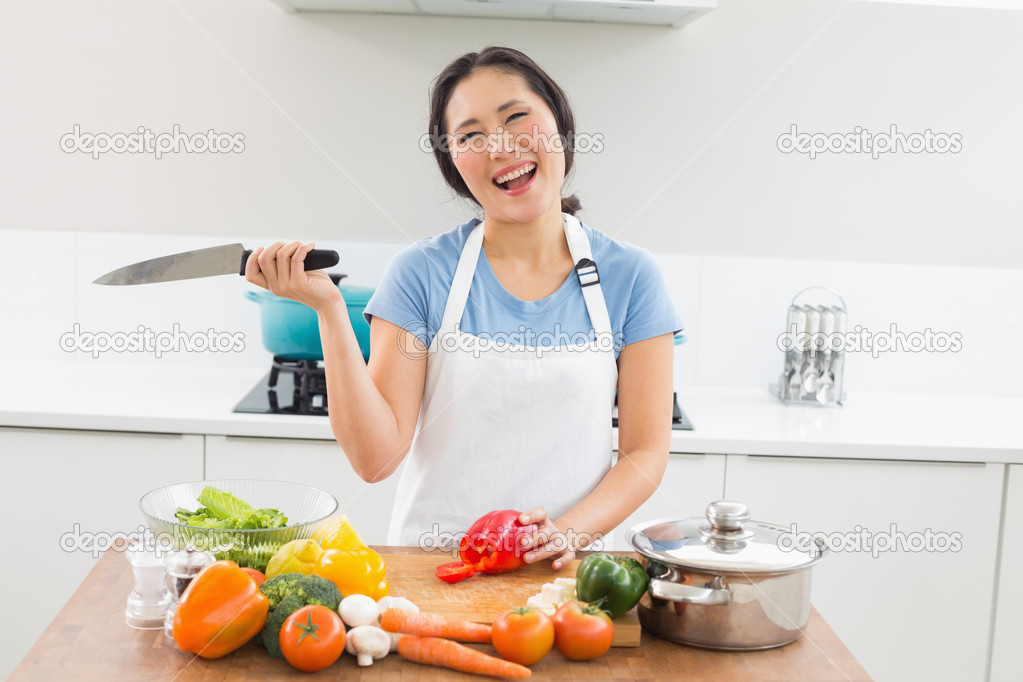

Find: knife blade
<box><xmin>92</xmin><ymin>243</ymin><xmax>339</xmax><ymax>285</ymax></box>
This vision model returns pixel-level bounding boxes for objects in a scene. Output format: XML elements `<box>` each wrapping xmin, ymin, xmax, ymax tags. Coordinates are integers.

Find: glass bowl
<box><xmin>140</xmin><ymin>479</ymin><xmax>338</xmax><ymax>572</ymax></box>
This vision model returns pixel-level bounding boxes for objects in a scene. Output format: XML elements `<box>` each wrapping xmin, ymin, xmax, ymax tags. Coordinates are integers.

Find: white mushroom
<box><xmin>345</xmin><ymin>625</ymin><xmax>391</xmax><ymax>666</ymax></box>
<box><xmin>339</xmin><ymin>594</ymin><xmax>380</xmax><ymax>628</ymax></box>
<box><xmin>377</xmin><ymin>595</ymin><xmax>419</xmax><ymax>651</ymax></box>
<box><xmin>376</xmin><ymin>595</ymin><xmax>419</xmax><ymax>614</ymax></box>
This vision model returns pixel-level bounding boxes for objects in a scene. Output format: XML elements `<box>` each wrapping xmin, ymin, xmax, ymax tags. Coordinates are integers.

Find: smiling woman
<box><xmin>244</xmin><ymin>46</ymin><xmax>683</xmax><ymax>568</ymax></box>
<box><xmin>427</xmin><ymin>47</ymin><xmax>580</xmax><ymax>221</ymax></box>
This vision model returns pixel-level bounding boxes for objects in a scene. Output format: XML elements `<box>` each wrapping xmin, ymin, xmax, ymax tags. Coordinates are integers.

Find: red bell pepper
<box><xmin>435</xmin><ymin>509</ymin><xmax>539</xmax><ymax>583</ymax></box>
<box><xmin>459</xmin><ymin>509</ymin><xmax>538</xmax><ymax>574</ymax></box>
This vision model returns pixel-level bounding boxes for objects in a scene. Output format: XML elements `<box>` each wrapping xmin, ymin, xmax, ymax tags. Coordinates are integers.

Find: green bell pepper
<box><xmin>575</xmin><ymin>553</ymin><xmax>650</xmax><ymax>618</ymax></box>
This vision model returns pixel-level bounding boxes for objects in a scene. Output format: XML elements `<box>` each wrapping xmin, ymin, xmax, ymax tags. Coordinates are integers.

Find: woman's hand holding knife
<box><xmin>244</xmin><ymin>240</ymin><xmax>342</xmax><ymax>314</ymax></box>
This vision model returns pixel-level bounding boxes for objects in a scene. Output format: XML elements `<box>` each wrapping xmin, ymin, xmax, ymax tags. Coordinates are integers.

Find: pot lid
<box><xmin>626</xmin><ymin>501</ymin><xmax>825</xmax><ymax>573</ymax></box>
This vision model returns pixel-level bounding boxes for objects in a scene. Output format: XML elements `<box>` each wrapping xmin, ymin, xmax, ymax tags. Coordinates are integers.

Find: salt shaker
<box><xmin>162</xmin><ymin>546</ymin><xmax>216</xmax><ymax>639</ymax></box>
<box><xmin>124</xmin><ymin>540</ymin><xmax>173</xmax><ymax>630</ymax></box>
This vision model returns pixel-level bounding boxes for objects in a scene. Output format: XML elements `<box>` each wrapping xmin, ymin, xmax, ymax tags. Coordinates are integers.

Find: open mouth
<box><xmin>493</xmin><ymin>162</ymin><xmax>537</xmax><ymax>192</ymax></box>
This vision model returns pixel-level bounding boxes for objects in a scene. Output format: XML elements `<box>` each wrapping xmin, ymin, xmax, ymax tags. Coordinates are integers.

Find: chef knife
<box><xmin>92</xmin><ymin>243</ymin><xmax>339</xmax><ymax>286</ymax></box>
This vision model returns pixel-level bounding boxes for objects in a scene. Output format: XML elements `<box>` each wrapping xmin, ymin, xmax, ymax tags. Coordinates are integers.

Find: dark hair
<box><xmin>428</xmin><ymin>46</ymin><xmax>582</xmax><ymax>216</ymax></box>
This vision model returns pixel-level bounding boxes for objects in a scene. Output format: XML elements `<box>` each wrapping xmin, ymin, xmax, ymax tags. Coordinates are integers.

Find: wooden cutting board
<box><xmin>381</xmin><ymin>552</ymin><xmax>642</xmax><ymax>647</ymax></box>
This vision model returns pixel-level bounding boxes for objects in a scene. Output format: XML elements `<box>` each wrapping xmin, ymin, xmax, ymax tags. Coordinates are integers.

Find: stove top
<box><xmin>234</xmin><ymin>357</ymin><xmax>693</xmax><ymax>430</ymax></box>
<box><xmin>235</xmin><ymin>357</ymin><xmax>328</xmax><ymax>416</ymax></box>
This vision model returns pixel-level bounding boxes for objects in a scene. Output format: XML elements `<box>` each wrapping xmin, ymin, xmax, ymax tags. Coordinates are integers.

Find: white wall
<box><xmin>1</xmin><ymin>0</ymin><xmax>1021</xmax><ymax>268</ymax></box>
<box><xmin>1</xmin><ymin>0</ymin><xmax>1020</xmax><ymax>395</ymax></box>
<box><xmin>4</xmin><ymin>226</ymin><xmax>1019</xmax><ymax>398</ymax></box>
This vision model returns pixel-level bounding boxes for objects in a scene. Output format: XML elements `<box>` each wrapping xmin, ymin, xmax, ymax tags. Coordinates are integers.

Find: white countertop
<box><xmin>2</xmin><ymin>362</ymin><xmax>1020</xmax><ymax>464</ymax></box>
<box><xmin>671</xmin><ymin>385</ymin><xmax>1023</xmax><ymax>463</ymax></box>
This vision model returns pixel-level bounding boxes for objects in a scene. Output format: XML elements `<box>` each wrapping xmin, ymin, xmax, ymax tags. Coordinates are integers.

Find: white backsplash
<box><xmin>3</xmin><ymin>227</ymin><xmax>1020</xmax><ymax>398</ymax></box>
<box><xmin>671</xmin><ymin>255</ymin><xmax>1022</xmax><ymax>398</ymax></box>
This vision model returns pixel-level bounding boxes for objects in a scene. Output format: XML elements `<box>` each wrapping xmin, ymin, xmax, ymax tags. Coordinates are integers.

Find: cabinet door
<box><xmin>204</xmin><ymin>435</ymin><xmax>400</xmax><ymax>546</ymax></box>
<box><xmin>614</xmin><ymin>453</ymin><xmax>726</xmax><ymax>545</ymax></box>
<box><xmin>991</xmin><ymin>463</ymin><xmax>1023</xmax><ymax>682</ymax></box>
<box><xmin>724</xmin><ymin>454</ymin><xmax>1003</xmax><ymax>682</ymax></box>
<box><xmin>0</xmin><ymin>427</ymin><xmax>203</xmax><ymax>681</ymax></box>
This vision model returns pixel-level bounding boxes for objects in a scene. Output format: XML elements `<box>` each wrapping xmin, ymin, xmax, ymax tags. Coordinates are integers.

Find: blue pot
<box><xmin>244</xmin><ymin>283</ymin><xmax>374</xmax><ymax>362</ymax></box>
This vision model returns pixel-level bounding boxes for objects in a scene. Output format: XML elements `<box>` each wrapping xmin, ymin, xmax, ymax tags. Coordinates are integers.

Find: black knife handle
<box><xmin>239</xmin><ymin>249</ymin><xmax>340</xmax><ymax>276</ymax></box>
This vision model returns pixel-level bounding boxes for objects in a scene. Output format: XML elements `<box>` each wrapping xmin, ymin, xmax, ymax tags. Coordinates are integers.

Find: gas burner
<box><xmin>267</xmin><ymin>356</ymin><xmax>327</xmax><ymax>416</ymax></box>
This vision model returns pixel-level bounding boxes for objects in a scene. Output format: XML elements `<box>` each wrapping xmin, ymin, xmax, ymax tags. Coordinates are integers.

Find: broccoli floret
<box><xmin>260</xmin><ymin>573</ymin><xmax>342</xmax><ymax>610</ymax></box>
<box><xmin>261</xmin><ymin>594</ymin><xmax>306</xmax><ymax>658</ymax></box>
<box><xmin>258</xmin><ymin>573</ymin><xmax>343</xmax><ymax>658</ymax></box>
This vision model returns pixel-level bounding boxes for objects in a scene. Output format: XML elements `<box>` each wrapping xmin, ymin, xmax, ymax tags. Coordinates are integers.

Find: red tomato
<box><xmin>492</xmin><ymin>606</ymin><xmax>555</xmax><ymax>666</ymax></box>
<box><xmin>551</xmin><ymin>601</ymin><xmax>614</xmax><ymax>661</ymax></box>
<box><xmin>279</xmin><ymin>605</ymin><xmax>346</xmax><ymax>672</ymax></box>
<box><xmin>240</xmin><ymin>567</ymin><xmax>265</xmax><ymax>587</ymax></box>
<box><xmin>435</xmin><ymin>561</ymin><xmax>476</xmax><ymax>584</ymax></box>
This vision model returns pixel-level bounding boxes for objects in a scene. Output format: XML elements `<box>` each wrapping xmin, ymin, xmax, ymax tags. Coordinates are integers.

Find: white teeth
<box><xmin>495</xmin><ymin>162</ymin><xmax>536</xmax><ymax>185</ymax></box>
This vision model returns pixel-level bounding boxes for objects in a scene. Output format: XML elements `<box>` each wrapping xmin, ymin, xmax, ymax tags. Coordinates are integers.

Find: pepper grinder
<box><xmin>124</xmin><ymin>540</ymin><xmax>173</xmax><ymax>630</ymax></box>
<box><xmin>162</xmin><ymin>546</ymin><xmax>216</xmax><ymax>639</ymax></box>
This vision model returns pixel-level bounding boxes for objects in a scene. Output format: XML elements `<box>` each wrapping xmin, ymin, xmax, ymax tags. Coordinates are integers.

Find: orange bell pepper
<box><xmin>313</xmin><ymin>547</ymin><xmax>390</xmax><ymax>600</ymax></box>
<box><xmin>172</xmin><ymin>559</ymin><xmax>269</xmax><ymax>659</ymax></box>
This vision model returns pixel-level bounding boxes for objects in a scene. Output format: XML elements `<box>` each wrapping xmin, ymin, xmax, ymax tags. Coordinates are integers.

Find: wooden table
<box><xmin>11</xmin><ymin>546</ymin><xmax>872</xmax><ymax>681</ymax></box>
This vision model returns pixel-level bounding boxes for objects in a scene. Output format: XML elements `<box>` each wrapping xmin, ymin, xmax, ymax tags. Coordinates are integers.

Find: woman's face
<box><xmin>444</xmin><ymin>68</ymin><xmax>566</xmax><ymax>225</ymax></box>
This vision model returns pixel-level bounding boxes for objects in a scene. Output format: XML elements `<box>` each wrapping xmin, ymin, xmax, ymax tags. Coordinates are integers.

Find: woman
<box><xmin>245</xmin><ymin>47</ymin><xmax>682</xmax><ymax>570</ymax></box>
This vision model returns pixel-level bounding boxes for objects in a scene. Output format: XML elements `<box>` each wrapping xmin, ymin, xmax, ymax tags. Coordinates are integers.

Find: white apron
<box><xmin>387</xmin><ymin>213</ymin><xmax>619</xmax><ymax>551</ymax></box>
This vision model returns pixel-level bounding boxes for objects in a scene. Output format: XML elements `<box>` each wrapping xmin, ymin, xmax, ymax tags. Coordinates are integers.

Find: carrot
<box><xmin>380</xmin><ymin>607</ymin><xmax>493</xmax><ymax>643</ymax></box>
<box><xmin>398</xmin><ymin>635</ymin><xmax>531</xmax><ymax>679</ymax></box>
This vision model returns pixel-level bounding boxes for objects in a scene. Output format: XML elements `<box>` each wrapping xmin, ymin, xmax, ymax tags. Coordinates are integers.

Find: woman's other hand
<box><xmin>517</xmin><ymin>507</ymin><xmax>579</xmax><ymax>570</ymax></box>
<box><xmin>244</xmin><ymin>241</ymin><xmax>341</xmax><ymax>313</ymax></box>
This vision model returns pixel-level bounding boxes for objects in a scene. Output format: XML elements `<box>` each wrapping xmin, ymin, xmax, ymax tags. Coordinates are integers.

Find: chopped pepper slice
<box><xmin>435</xmin><ymin>561</ymin><xmax>476</xmax><ymax>584</ymax></box>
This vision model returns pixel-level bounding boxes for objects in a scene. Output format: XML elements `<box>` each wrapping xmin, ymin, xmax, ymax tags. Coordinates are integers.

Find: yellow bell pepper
<box><xmin>313</xmin><ymin>514</ymin><xmax>366</xmax><ymax>552</ymax></box>
<box><xmin>264</xmin><ymin>538</ymin><xmax>324</xmax><ymax>579</ymax></box>
<box><xmin>314</xmin><ymin>546</ymin><xmax>389</xmax><ymax>600</ymax></box>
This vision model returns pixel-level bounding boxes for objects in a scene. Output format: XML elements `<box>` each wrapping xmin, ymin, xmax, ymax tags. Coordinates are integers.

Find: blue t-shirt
<box><xmin>363</xmin><ymin>217</ymin><xmax>683</xmax><ymax>358</ymax></box>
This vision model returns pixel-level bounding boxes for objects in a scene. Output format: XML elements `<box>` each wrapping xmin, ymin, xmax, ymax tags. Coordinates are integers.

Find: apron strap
<box><xmin>563</xmin><ymin>213</ymin><xmax>613</xmax><ymax>337</ymax></box>
<box><xmin>440</xmin><ymin>220</ymin><xmax>485</xmax><ymax>332</ymax></box>
<box><xmin>440</xmin><ymin>214</ymin><xmax>614</xmax><ymax>338</ymax></box>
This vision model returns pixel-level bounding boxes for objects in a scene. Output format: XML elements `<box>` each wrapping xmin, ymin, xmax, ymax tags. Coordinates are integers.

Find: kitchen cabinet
<box><xmin>723</xmin><ymin>454</ymin><xmax>1004</xmax><ymax>682</ymax></box>
<box><xmin>203</xmin><ymin>435</ymin><xmax>400</xmax><ymax>545</ymax></box>
<box><xmin>614</xmin><ymin>452</ymin><xmax>725</xmax><ymax>547</ymax></box>
<box><xmin>269</xmin><ymin>0</ymin><xmax>717</xmax><ymax>28</ymax></box>
<box><xmin>990</xmin><ymin>464</ymin><xmax>1023</xmax><ymax>682</ymax></box>
<box><xmin>0</xmin><ymin>427</ymin><xmax>203</xmax><ymax>682</ymax></box>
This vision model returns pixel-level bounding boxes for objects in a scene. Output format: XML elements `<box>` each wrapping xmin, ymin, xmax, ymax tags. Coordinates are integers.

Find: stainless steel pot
<box><xmin>626</xmin><ymin>501</ymin><xmax>827</xmax><ymax>650</ymax></box>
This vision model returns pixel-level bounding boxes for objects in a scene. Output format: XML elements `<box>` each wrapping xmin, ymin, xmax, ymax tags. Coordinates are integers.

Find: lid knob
<box><xmin>706</xmin><ymin>500</ymin><xmax>750</xmax><ymax>532</ymax></box>
<box><xmin>702</xmin><ymin>501</ymin><xmax>754</xmax><ymax>552</ymax></box>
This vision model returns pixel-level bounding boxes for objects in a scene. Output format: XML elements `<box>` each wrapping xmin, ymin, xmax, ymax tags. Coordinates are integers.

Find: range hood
<box><xmin>269</xmin><ymin>0</ymin><xmax>716</xmax><ymax>28</ymax></box>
